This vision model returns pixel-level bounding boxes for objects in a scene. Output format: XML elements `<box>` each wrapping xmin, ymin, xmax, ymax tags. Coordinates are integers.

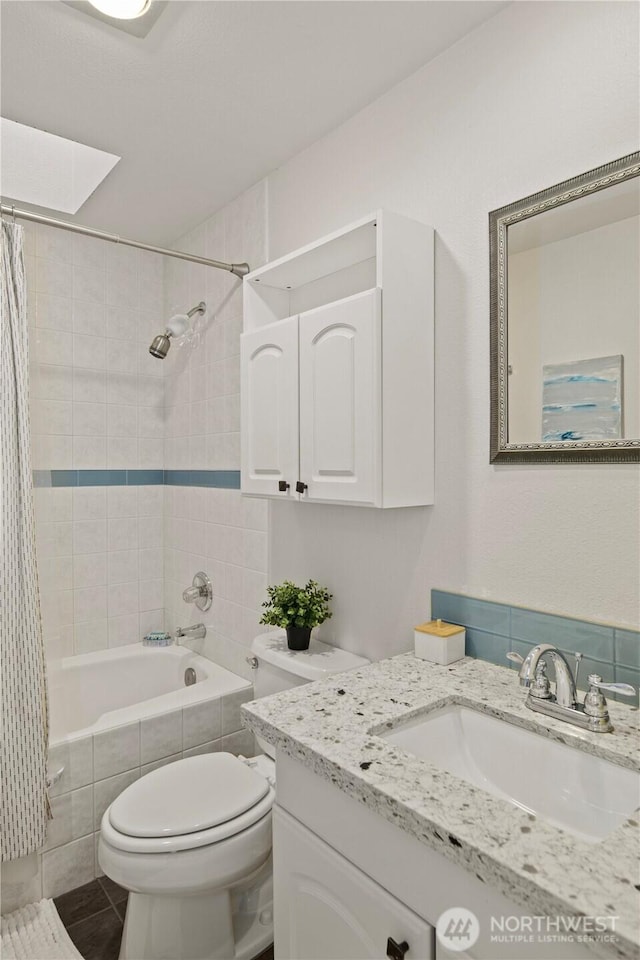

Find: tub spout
<box><xmin>174</xmin><ymin>623</ymin><xmax>206</xmax><ymax>643</ymax></box>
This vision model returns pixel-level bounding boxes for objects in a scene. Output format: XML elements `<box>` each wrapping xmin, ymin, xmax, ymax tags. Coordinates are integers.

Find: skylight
<box><xmin>0</xmin><ymin>118</ymin><xmax>120</xmax><ymax>214</ymax></box>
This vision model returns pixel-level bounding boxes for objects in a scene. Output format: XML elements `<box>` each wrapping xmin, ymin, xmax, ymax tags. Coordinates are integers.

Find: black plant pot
<box><xmin>286</xmin><ymin>625</ymin><xmax>312</xmax><ymax>650</ymax></box>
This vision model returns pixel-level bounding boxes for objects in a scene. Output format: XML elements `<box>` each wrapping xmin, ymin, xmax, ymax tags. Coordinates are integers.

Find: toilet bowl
<box><xmin>98</xmin><ymin>631</ymin><xmax>369</xmax><ymax>960</ymax></box>
<box><xmin>99</xmin><ymin>752</ymin><xmax>276</xmax><ymax>960</ymax></box>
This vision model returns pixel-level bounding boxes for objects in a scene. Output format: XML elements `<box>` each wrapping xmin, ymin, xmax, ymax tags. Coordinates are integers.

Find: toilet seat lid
<box><xmin>109</xmin><ymin>753</ymin><xmax>269</xmax><ymax>838</ymax></box>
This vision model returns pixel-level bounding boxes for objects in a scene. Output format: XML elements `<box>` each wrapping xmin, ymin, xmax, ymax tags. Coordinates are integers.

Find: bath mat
<box><xmin>1</xmin><ymin>899</ymin><xmax>83</xmax><ymax>959</ymax></box>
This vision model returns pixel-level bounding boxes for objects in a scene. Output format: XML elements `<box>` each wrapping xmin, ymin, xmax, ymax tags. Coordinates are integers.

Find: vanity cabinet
<box><xmin>274</xmin><ymin>806</ymin><xmax>435</xmax><ymax>960</ymax></box>
<box><xmin>273</xmin><ymin>753</ymin><xmax>601</xmax><ymax>960</ymax></box>
<box><xmin>241</xmin><ymin>210</ymin><xmax>434</xmax><ymax>507</ymax></box>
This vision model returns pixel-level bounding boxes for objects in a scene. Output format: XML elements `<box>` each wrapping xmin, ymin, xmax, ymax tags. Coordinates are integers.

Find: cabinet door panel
<box><xmin>274</xmin><ymin>806</ymin><xmax>435</xmax><ymax>960</ymax></box>
<box><xmin>299</xmin><ymin>289</ymin><xmax>381</xmax><ymax>504</ymax></box>
<box><xmin>241</xmin><ymin>317</ymin><xmax>298</xmax><ymax>497</ymax></box>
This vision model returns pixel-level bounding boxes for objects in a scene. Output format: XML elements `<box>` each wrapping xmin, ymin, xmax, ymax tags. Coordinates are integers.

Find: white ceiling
<box><xmin>0</xmin><ymin>0</ymin><xmax>507</xmax><ymax>245</ymax></box>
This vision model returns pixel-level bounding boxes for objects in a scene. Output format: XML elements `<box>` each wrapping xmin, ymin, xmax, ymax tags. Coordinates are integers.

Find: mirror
<box><xmin>490</xmin><ymin>152</ymin><xmax>640</xmax><ymax>463</ymax></box>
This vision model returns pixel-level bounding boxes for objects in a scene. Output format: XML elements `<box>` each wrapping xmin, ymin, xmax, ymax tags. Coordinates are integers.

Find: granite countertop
<box><xmin>242</xmin><ymin>653</ymin><xmax>640</xmax><ymax>959</ymax></box>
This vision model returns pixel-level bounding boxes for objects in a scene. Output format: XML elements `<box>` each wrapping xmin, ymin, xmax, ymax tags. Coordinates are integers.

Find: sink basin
<box><xmin>381</xmin><ymin>704</ymin><xmax>640</xmax><ymax>842</ymax></box>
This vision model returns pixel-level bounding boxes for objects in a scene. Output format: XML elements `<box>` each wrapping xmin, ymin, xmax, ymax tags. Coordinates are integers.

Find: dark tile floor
<box><xmin>54</xmin><ymin>877</ymin><xmax>274</xmax><ymax>960</ymax></box>
<box><xmin>54</xmin><ymin>877</ymin><xmax>126</xmax><ymax>960</ymax></box>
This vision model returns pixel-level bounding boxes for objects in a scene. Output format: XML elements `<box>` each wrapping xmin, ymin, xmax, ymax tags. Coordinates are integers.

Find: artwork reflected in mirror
<box><xmin>490</xmin><ymin>153</ymin><xmax>640</xmax><ymax>463</ymax></box>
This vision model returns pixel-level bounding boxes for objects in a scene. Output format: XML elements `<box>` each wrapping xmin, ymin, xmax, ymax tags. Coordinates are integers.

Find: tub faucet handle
<box><xmin>182</xmin><ymin>572</ymin><xmax>212</xmax><ymax>612</ymax></box>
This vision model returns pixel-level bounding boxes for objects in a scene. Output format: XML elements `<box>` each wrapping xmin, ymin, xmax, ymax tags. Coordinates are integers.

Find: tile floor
<box><xmin>54</xmin><ymin>877</ymin><xmax>274</xmax><ymax>960</ymax></box>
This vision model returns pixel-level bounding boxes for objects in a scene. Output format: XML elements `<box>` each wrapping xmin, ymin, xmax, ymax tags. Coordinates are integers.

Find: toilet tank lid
<box><xmin>251</xmin><ymin>631</ymin><xmax>370</xmax><ymax>682</ymax></box>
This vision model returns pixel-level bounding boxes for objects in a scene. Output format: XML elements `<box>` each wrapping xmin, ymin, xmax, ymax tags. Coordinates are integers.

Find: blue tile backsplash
<box><xmin>431</xmin><ymin>590</ymin><xmax>639</xmax><ymax>705</ymax></box>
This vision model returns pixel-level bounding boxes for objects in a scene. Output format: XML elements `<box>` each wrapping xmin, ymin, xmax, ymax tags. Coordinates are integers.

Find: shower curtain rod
<box><xmin>0</xmin><ymin>202</ymin><xmax>250</xmax><ymax>278</ymax></box>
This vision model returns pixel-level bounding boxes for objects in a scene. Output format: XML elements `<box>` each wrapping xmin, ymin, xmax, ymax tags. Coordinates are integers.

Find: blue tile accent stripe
<box><xmin>431</xmin><ymin>589</ymin><xmax>639</xmax><ymax>704</ymax></box>
<box><xmin>34</xmin><ymin>469</ymin><xmax>241</xmax><ymax>489</ymax></box>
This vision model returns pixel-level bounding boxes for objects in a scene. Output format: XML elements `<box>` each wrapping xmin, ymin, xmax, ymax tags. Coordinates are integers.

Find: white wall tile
<box><xmin>107</xmin><ymin>486</ymin><xmax>138</xmax><ymax>518</ymax></box>
<box><xmin>140</xmin><ymin>710</ymin><xmax>182</xmax><ymax>764</ymax></box>
<box><xmin>108</xmin><ymin>550</ymin><xmax>139</xmax><ymax>584</ymax></box>
<box><xmin>73</xmin><ymin>402</ymin><xmax>106</xmax><ymax>438</ymax></box>
<box><xmin>73</xmin><ymin>554</ymin><xmax>107</xmax><ymax>588</ymax></box>
<box><xmin>73</xmin><ymin>300</ymin><xmax>105</xmax><ymax>337</ymax></box>
<box><xmin>108</xmin><ymin>612</ymin><xmax>139</xmax><ymax>648</ymax></box>
<box><xmin>72</xmin><ymin>436</ymin><xmax>106</xmax><ymax>469</ymax></box>
<box><xmin>108</xmin><ymin>518</ymin><xmax>138</xmax><ymax>552</ymax></box>
<box><xmin>93</xmin><ymin>722</ymin><xmax>140</xmax><ymax>780</ymax></box>
<box><xmin>108</xmin><ymin>581</ymin><xmax>139</xmax><ymax>618</ymax></box>
<box><xmin>36</xmin><ymin>294</ymin><xmax>73</xmax><ymax>332</ymax></box>
<box><xmin>93</xmin><ymin>769</ymin><xmax>140</xmax><ymax>829</ymax></box>
<box><xmin>72</xmin><ymin>487</ymin><xmax>106</xmax><ymax>521</ymax></box>
<box><xmin>182</xmin><ymin>699</ymin><xmax>222</xmax><ymax>749</ymax></box>
<box><xmin>48</xmin><ymin>736</ymin><xmax>93</xmax><ymax>798</ymax></box>
<box><xmin>74</xmin><ymin>585</ymin><xmax>107</xmax><ymax>623</ymax></box>
<box><xmin>73</xmin><ymin>264</ymin><xmax>105</xmax><ymax>304</ymax></box>
<box><xmin>42</xmin><ymin>835</ymin><xmax>95</xmax><ymax>899</ymax></box>
<box><xmin>44</xmin><ymin>785</ymin><xmax>94</xmax><ymax>852</ymax></box>
<box><xmin>74</xmin><ymin>619</ymin><xmax>108</xmax><ymax>654</ymax></box>
<box><xmin>73</xmin><ymin>520</ymin><xmax>107</xmax><ymax>555</ymax></box>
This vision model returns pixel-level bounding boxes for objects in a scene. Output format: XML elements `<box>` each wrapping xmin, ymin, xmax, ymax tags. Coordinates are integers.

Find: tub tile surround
<box><xmin>0</xmin><ymin>685</ymin><xmax>255</xmax><ymax>907</ymax></box>
<box><xmin>432</xmin><ymin>590</ymin><xmax>639</xmax><ymax>704</ymax></box>
<box><xmin>242</xmin><ymin>654</ymin><xmax>640</xmax><ymax>959</ymax></box>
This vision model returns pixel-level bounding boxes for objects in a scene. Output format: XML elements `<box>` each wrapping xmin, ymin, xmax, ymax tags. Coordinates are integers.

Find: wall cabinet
<box><xmin>241</xmin><ymin>211</ymin><xmax>434</xmax><ymax>507</ymax></box>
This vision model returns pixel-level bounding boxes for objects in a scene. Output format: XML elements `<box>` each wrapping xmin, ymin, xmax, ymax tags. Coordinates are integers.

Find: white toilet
<box><xmin>98</xmin><ymin>631</ymin><xmax>369</xmax><ymax>960</ymax></box>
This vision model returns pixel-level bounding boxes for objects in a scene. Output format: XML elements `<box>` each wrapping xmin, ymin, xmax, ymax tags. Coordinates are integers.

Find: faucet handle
<box><xmin>587</xmin><ymin>675</ymin><xmax>636</xmax><ymax>697</ymax></box>
<box><xmin>506</xmin><ymin>652</ymin><xmax>524</xmax><ymax>665</ymax></box>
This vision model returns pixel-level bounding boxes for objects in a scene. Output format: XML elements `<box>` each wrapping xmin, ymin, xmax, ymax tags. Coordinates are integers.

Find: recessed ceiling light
<box><xmin>87</xmin><ymin>0</ymin><xmax>150</xmax><ymax>19</ymax></box>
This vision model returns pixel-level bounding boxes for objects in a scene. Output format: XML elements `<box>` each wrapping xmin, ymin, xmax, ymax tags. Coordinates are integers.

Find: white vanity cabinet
<box><xmin>274</xmin><ymin>806</ymin><xmax>435</xmax><ymax>960</ymax></box>
<box><xmin>273</xmin><ymin>753</ymin><xmax>602</xmax><ymax>960</ymax></box>
<box><xmin>241</xmin><ymin>210</ymin><xmax>434</xmax><ymax>507</ymax></box>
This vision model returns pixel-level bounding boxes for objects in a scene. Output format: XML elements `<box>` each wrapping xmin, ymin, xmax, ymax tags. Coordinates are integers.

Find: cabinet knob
<box><xmin>296</xmin><ymin>481</ymin><xmax>308</xmax><ymax>494</ymax></box>
<box><xmin>278</xmin><ymin>480</ymin><xmax>290</xmax><ymax>492</ymax></box>
<box><xmin>386</xmin><ymin>938</ymin><xmax>409</xmax><ymax>960</ymax></box>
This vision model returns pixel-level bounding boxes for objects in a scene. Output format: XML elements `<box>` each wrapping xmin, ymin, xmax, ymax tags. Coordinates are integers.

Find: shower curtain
<box><xmin>0</xmin><ymin>220</ymin><xmax>50</xmax><ymax>861</ymax></box>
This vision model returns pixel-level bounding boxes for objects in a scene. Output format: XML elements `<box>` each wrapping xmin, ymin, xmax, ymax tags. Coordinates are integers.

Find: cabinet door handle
<box><xmin>386</xmin><ymin>938</ymin><xmax>409</xmax><ymax>960</ymax></box>
<box><xmin>295</xmin><ymin>481</ymin><xmax>308</xmax><ymax>494</ymax></box>
<box><xmin>278</xmin><ymin>480</ymin><xmax>290</xmax><ymax>492</ymax></box>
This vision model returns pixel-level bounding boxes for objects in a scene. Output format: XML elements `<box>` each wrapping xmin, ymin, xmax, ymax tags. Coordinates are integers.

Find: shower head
<box><xmin>149</xmin><ymin>301</ymin><xmax>206</xmax><ymax>359</ymax></box>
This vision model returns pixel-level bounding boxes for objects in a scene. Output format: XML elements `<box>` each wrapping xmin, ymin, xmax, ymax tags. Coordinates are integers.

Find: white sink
<box><xmin>381</xmin><ymin>704</ymin><xmax>640</xmax><ymax>843</ymax></box>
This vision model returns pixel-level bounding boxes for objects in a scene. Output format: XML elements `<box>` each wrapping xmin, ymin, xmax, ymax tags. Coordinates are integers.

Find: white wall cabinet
<box><xmin>274</xmin><ymin>806</ymin><xmax>435</xmax><ymax>960</ymax></box>
<box><xmin>241</xmin><ymin>210</ymin><xmax>434</xmax><ymax>507</ymax></box>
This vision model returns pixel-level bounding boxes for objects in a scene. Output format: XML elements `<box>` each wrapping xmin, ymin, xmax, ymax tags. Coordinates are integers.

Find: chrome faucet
<box><xmin>174</xmin><ymin>623</ymin><xmax>207</xmax><ymax>643</ymax></box>
<box><xmin>507</xmin><ymin>643</ymin><xmax>635</xmax><ymax>733</ymax></box>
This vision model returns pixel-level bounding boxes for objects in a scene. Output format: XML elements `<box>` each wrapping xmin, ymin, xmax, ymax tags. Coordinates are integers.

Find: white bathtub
<box><xmin>48</xmin><ymin>642</ymin><xmax>250</xmax><ymax>742</ymax></box>
<box><xmin>44</xmin><ymin>643</ymin><xmax>255</xmax><ymax>901</ymax></box>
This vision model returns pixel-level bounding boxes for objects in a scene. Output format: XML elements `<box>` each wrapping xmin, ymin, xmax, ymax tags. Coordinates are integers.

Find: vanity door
<box><xmin>274</xmin><ymin>806</ymin><xmax>435</xmax><ymax>960</ymax></box>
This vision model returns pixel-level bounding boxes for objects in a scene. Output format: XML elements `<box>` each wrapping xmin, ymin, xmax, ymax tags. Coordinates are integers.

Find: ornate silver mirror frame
<box><xmin>490</xmin><ymin>152</ymin><xmax>640</xmax><ymax>464</ymax></box>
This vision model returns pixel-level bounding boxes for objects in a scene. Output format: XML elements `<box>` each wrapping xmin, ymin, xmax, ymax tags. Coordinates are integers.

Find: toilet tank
<box><xmin>250</xmin><ymin>631</ymin><xmax>370</xmax><ymax>757</ymax></box>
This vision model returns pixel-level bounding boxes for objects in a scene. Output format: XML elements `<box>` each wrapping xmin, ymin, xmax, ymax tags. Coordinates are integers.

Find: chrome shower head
<box><xmin>149</xmin><ymin>333</ymin><xmax>171</xmax><ymax>359</ymax></box>
<box><xmin>149</xmin><ymin>301</ymin><xmax>206</xmax><ymax>359</ymax></box>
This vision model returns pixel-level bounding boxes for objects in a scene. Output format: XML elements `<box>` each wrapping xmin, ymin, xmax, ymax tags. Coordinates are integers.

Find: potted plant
<box><xmin>260</xmin><ymin>579</ymin><xmax>333</xmax><ymax>650</ymax></box>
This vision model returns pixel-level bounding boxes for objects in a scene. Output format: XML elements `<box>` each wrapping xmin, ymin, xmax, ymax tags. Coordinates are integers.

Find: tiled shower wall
<box><xmin>25</xmin><ymin>223</ymin><xmax>166</xmax><ymax>659</ymax></box>
<box><xmin>163</xmin><ymin>180</ymin><xmax>269</xmax><ymax>680</ymax></box>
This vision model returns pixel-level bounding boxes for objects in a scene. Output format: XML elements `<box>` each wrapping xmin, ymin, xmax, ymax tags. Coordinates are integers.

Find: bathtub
<box><xmin>43</xmin><ymin>643</ymin><xmax>255</xmax><ymax>902</ymax></box>
<box><xmin>49</xmin><ymin>642</ymin><xmax>249</xmax><ymax>741</ymax></box>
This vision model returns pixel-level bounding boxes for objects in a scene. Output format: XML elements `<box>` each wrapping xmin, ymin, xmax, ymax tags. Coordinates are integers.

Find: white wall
<box><xmin>265</xmin><ymin>0</ymin><xmax>640</xmax><ymax>659</ymax></box>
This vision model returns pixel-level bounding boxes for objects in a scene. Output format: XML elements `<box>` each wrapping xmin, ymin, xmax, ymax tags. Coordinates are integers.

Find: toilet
<box><xmin>98</xmin><ymin>631</ymin><xmax>369</xmax><ymax>960</ymax></box>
